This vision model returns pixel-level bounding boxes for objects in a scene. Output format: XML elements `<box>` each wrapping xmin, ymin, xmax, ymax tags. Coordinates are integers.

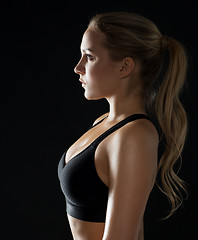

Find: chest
<box><xmin>65</xmin><ymin>124</ymin><xmax>110</xmax><ymax>187</ymax></box>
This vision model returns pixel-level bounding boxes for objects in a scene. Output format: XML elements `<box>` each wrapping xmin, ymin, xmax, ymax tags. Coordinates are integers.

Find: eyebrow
<box><xmin>81</xmin><ymin>48</ymin><xmax>95</xmax><ymax>53</ymax></box>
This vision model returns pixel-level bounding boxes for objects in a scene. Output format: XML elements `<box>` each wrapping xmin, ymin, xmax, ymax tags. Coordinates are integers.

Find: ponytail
<box><xmin>155</xmin><ymin>36</ymin><xmax>188</xmax><ymax>217</ymax></box>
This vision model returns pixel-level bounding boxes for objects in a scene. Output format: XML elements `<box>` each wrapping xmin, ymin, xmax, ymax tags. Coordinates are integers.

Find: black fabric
<box><xmin>58</xmin><ymin>113</ymin><xmax>150</xmax><ymax>222</ymax></box>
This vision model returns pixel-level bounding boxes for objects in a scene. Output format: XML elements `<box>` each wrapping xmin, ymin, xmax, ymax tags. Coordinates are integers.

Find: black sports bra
<box><xmin>58</xmin><ymin>113</ymin><xmax>150</xmax><ymax>222</ymax></box>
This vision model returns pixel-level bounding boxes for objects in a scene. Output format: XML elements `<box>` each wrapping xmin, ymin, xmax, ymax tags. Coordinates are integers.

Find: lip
<box><xmin>79</xmin><ymin>79</ymin><xmax>86</xmax><ymax>84</ymax></box>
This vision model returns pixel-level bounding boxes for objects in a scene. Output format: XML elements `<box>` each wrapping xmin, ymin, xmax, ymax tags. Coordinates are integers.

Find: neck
<box><xmin>106</xmin><ymin>92</ymin><xmax>146</xmax><ymax>122</ymax></box>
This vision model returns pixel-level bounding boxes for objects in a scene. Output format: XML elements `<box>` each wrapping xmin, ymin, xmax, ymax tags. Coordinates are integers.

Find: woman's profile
<box><xmin>58</xmin><ymin>11</ymin><xmax>188</xmax><ymax>240</ymax></box>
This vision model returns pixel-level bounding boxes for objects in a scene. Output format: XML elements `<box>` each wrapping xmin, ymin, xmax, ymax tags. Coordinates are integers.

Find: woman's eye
<box><xmin>85</xmin><ymin>54</ymin><xmax>94</xmax><ymax>61</ymax></box>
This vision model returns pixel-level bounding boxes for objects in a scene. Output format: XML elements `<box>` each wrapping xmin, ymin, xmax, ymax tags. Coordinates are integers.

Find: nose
<box><xmin>74</xmin><ymin>59</ymin><xmax>85</xmax><ymax>75</ymax></box>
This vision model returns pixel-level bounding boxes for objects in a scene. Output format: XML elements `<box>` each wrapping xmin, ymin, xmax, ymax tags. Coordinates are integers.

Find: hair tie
<box><xmin>157</xmin><ymin>35</ymin><xmax>170</xmax><ymax>88</ymax></box>
<box><xmin>161</xmin><ymin>35</ymin><xmax>170</xmax><ymax>52</ymax></box>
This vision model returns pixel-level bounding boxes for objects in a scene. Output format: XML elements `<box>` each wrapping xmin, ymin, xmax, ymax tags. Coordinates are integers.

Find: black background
<box><xmin>1</xmin><ymin>0</ymin><xmax>197</xmax><ymax>239</ymax></box>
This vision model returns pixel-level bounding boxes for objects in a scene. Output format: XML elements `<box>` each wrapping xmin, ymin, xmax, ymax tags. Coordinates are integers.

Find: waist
<box><xmin>67</xmin><ymin>214</ymin><xmax>105</xmax><ymax>240</ymax></box>
<box><xmin>66</xmin><ymin>200</ymin><xmax>106</xmax><ymax>223</ymax></box>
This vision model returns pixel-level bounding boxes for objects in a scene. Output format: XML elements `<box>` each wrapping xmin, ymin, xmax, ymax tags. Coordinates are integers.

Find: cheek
<box><xmin>87</xmin><ymin>62</ymin><xmax>112</xmax><ymax>82</ymax></box>
<box><xmin>87</xmin><ymin>67</ymin><xmax>100</xmax><ymax>80</ymax></box>
<box><xmin>84</xmin><ymin>66</ymin><xmax>109</xmax><ymax>99</ymax></box>
<box><xmin>84</xmin><ymin>59</ymin><xmax>119</xmax><ymax>98</ymax></box>
<box><xmin>86</xmin><ymin>62</ymin><xmax>102</xmax><ymax>77</ymax></box>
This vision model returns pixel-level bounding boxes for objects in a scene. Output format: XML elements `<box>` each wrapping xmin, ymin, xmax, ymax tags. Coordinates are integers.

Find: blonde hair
<box><xmin>89</xmin><ymin>12</ymin><xmax>188</xmax><ymax>218</ymax></box>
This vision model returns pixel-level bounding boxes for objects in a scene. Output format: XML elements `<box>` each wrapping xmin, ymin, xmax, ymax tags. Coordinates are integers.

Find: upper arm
<box><xmin>103</xmin><ymin>120</ymin><xmax>159</xmax><ymax>240</ymax></box>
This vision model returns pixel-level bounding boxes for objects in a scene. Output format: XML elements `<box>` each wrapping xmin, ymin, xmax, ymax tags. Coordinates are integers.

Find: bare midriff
<box><xmin>67</xmin><ymin>215</ymin><xmax>144</xmax><ymax>240</ymax></box>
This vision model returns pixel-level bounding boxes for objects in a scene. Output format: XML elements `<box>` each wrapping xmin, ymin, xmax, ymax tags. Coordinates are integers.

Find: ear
<box><xmin>119</xmin><ymin>57</ymin><xmax>135</xmax><ymax>78</ymax></box>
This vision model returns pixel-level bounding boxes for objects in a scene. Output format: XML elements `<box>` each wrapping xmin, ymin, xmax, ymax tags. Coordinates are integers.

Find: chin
<box><xmin>84</xmin><ymin>92</ymin><xmax>103</xmax><ymax>100</ymax></box>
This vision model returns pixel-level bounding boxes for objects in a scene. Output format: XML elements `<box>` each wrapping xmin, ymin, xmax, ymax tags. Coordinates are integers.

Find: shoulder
<box><xmin>107</xmin><ymin>118</ymin><xmax>159</xmax><ymax>178</ymax></box>
<box><xmin>92</xmin><ymin>112</ymin><xmax>109</xmax><ymax>125</ymax></box>
<box><xmin>124</xmin><ymin>118</ymin><xmax>159</xmax><ymax>147</ymax></box>
<box><xmin>109</xmin><ymin>118</ymin><xmax>159</xmax><ymax>152</ymax></box>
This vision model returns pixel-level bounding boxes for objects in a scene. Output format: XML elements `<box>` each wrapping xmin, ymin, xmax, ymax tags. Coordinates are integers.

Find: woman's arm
<box><xmin>103</xmin><ymin>120</ymin><xmax>159</xmax><ymax>240</ymax></box>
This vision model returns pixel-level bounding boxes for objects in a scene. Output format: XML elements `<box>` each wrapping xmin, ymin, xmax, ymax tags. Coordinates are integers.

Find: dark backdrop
<box><xmin>1</xmin><ymin>1</ymin><xmax>197</xmax><ymax>239</ymax></box>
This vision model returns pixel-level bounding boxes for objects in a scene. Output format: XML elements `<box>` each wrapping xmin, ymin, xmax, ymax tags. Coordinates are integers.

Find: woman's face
<box><xmin>74</xmin><ymin>28</ymin><xmax>122</xmax><ymax>100</ymax></box>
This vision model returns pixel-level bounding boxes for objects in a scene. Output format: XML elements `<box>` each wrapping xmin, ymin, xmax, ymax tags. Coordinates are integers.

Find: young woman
<box><xmin>58</xmin><ymin>12</ymin><xmax>188</xmax><ymax>240</ymax></box>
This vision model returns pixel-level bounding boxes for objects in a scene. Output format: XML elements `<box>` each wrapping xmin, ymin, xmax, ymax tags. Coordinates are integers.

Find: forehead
<box><xmin>80</xmin><ymin>28</ymin><xmax>106</xmax><ymax>52</ymax></box>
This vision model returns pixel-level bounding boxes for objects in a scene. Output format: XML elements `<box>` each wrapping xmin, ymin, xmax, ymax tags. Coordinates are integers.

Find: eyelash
<box><xmin>85</xmin><ymin>54</ymin><xmax>94</xmax><ymax>61</ymax></box>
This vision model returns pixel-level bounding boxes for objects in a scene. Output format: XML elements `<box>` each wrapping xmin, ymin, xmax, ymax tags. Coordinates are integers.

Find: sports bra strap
<box><xmin>92</xmin><ymin>113</ymin><xmax>149</xmax><ymax>147</ymax></box>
